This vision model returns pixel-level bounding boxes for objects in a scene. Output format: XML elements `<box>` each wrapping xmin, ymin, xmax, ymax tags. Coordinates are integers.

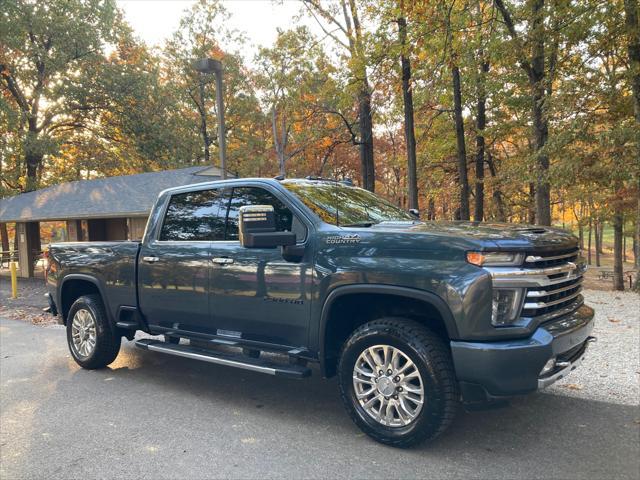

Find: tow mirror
<box><xmin>238</xmin><ymin>205</ymin><xmax>296</xmax><ymax>248</ymax></box>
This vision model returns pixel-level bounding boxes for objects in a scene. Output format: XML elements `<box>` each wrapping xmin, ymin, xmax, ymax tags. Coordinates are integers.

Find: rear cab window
<box><xmin>159</xmin><ymin>189</ymin><xmax>226</xmax><ymax>241</ymax></box>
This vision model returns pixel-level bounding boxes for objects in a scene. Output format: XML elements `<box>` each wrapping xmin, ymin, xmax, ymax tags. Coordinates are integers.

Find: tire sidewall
<box><xmin>66</xmin><ymin>296</ymin><xmax>112</xmax><ymax>368</ymax></box>
<box><xmin>338</xmin><ymin>323</ymin><xmax>449</xmax><ymax>445</ymax></box>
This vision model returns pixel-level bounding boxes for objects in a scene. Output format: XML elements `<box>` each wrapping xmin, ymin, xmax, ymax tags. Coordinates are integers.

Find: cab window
<box><xmin>225</xmin><ymin>187</ymin><xmax>305</xmax><ymax>241</ymax></box>
<box><xmin>160</xmin><ymin>189</ymin><xmax>226</xmax><ymax>241</ymax></box>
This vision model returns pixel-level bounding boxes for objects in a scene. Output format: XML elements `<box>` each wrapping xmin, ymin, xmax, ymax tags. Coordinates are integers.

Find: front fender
<box><xmin>316</xmin><ymin>284</ymin><xmax>461</xmax><ymax>377</ymax></box>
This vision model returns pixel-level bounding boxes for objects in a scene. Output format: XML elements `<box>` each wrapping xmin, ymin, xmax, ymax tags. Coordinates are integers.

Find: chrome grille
<box><xmin>524</xmin><ymin>247</ymin><xmax>579</xmax><ymax>268</ymax></box>
<box><xmin>521</xmin><ymin>248</ymin><xmax>584</xmax><ymax>319</ymax></box>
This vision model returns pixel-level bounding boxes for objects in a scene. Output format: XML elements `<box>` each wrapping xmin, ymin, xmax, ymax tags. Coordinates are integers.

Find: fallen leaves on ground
<box><xmin>563</xmin><ymin>384</ymin><xmax>584</xmax><ymax>390</ymax></box>
<box><xmin>0</xmin><ymin>305</ymin><xmax>58</xmax><ymax>326</ymax></box>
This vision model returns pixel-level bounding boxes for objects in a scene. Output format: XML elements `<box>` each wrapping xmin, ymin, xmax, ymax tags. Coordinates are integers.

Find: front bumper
<box><xmin>451</xmin><ymin>303</ymin><xmax>595</xmax><ymax>403</ymax></box>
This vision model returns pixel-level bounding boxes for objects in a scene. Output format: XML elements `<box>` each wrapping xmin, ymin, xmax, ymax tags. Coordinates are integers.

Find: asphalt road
<box><xmin>1</xmin><ymin>317</ymin><xmax>638</xmax><ymax>479</ymax></box>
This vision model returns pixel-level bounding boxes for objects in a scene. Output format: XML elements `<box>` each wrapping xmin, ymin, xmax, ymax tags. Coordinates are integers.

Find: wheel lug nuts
<box><xmin>393</xmin><ymin>394</ymin><xmax>399</xmax><ymax>400</ymax></box>
<box><xmin>394</xmin><ymin>376</ymin><xmax>400</xmax><ymax>382</ymax></box>
<box><xmin>397</xmin><ymin>386</ymin><xmax>403</xmax><ymax>392</ymax></box>
<box><xmin>387</xmin><ymin>369</ymin><xmax>392</xmax><ymax>375</ymax></box>
<box><xmin>379</xmin><ymin>370</ymin><xmax>384</xmax><ymax>376</ymax></box>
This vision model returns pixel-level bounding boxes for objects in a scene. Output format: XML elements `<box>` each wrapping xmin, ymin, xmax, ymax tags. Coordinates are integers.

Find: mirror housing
<box><xmin>239</xmin><ymin>205</ymin><xmax>296</xmax><ymax>248</ymax></box>
<box><xmin>409</xmin><ymin>208</ymin><xmax>420</xmax><ymax>219</ymax></box>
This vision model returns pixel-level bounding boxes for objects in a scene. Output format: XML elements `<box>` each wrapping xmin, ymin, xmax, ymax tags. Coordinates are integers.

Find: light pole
<box><xmin>194</xmin><ymin>58</ymin><xmax>227</xmax><ymax>179</ymax></box>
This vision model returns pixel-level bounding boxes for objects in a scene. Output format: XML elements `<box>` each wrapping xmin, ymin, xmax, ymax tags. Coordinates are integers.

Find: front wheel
<box><xmin>66</xmin><ymin>294</ymin><xmax>121</xmax><ymax>369</ymax></box>
<box><xmin>338</xmin><ymin>317</ymin><xmax>458</xmax><ymax>447</ymax></box>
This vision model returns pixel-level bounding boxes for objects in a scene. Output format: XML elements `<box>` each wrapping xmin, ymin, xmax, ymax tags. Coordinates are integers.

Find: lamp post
<box><xmin>194</xmin><ymin>58</ymin><xmax>227</xmax><ymax>179</ymax></box>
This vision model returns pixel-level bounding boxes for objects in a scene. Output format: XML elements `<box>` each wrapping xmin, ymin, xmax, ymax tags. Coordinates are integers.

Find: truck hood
<box><xmin>367</xmin><ymin>220</ymin><xmax>577</xmax><ymax>251</ymax></box>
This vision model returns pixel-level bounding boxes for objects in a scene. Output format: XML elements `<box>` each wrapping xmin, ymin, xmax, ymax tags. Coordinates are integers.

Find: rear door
<box><xmin>138</xmin><ymin>187</ymin><xmax>226</xmax><ymax>334</ymax></box>
<box><xmin>209</xmin><ymin>186</ymin><xmax>312</xmax><ymax>348</ymax></box>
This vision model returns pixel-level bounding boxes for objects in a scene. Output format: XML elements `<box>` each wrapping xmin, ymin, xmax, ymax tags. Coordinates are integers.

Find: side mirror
<box><xmin>239</xmin><ymin>205</ymin><xmax>296</xmax><ymax>248</ymax></box>
<box><xmin>409</xmin><ymin>208</ymin><xmax>420</xmax><ymax>219</ymax></box>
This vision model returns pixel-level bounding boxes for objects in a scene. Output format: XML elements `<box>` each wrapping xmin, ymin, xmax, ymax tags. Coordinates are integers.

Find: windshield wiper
<box><xmin>341</xmin><ymin>222</ymin><xmax>376</xmax><ymax>227</ymax></box>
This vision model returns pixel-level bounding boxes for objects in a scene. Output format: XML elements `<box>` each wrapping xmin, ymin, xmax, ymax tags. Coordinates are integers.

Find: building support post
<box><xmin>66</xmin><ymin>220</ymin><xmax>82</xmax><ymax>241</ymax></box>
<box><xmin>16</xmin><ymin>221</ymin><xmax>40</xmax><ymax>278</ymax></box>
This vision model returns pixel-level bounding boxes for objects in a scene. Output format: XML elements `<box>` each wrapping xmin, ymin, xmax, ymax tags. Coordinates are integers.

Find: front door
<box><xmin>209</xmin><ymin>186</ymin><xmax>312</xmax><ymax>348</ymax></box>
<box><xmin>138</xmin><ymin>187</ymin><xmax>226</xmax><ymax>334</ymax></box>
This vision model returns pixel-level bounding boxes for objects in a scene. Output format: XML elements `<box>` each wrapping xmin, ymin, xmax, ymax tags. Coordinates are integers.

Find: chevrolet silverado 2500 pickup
<box><xmin>46</xmin><ymin>177</ymin><xmax>595</xmax><ymax>447</ymax></box>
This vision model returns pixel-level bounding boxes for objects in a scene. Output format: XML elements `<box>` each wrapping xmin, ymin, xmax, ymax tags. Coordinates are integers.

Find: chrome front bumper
<box><xmin>452</xmin><ymin>303</ymin><xmax>595</xmax><ymax>401</ymax></box>
<box><xmin>537</xmin><ymin>336</ymin><xmax>596</xmax><ymax>389</ymax></box>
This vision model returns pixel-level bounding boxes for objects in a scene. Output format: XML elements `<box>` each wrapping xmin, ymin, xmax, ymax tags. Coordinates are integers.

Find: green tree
<box><xmin>0</xmin><ymin>0</ymin><xmax>122</xmax><ymax>191</ymax></box>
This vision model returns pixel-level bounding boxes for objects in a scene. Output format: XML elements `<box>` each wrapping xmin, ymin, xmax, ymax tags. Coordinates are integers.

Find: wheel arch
<box><xmin>59</xmin><ymin>274</ymin><xmax>108</xmax><ymax>325</ymax></box>
<box><xmin>319</xmin><ymin>285</ymin><xmax>459</xmax><ymax>377</ymax></box>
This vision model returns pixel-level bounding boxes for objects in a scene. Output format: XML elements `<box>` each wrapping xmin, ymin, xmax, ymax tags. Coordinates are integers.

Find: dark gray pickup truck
<box><xmin>46</xmin><ymin>177</ymin><xmax>595</xmax><ymax>446</ymax></box>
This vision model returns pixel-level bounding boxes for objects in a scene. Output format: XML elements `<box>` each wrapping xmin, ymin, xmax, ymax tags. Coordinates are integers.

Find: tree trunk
<box><xmin>587</xmin><ymin>216</ymin><xmax>592</xmax><ymax>265</ymax></box>
<box><xmin>578</xmin><ymin>222</ymin><xmax>584</xmax><ymax>251</ymax></box>
<box><xmin>494</xmin><ymin>0</ymin><xmax>551</xmax><ymax>225</ymax></box>
<box><xmin>597</xmin><ymin>219</ymin><xmax>605</xmax><ymax>254</ymax></box>
<box><xmin>613</xmin><ymin>207</ymin><xmax>625</xmax><ymax>290</ymax></box>
<box><xmin>358</xmin><ymin>84</ymin><xmax>375</xmax><ymax>192</ymax></box>
<box><xmin>272</xmin><ymin>107</ymin><xmax>286</xmax><ymax>176</ymax></box>
<box><xmin>486</xmin><ymin>151</ymin><xmax>506</xmax><ymax>221</ymax></box>
<box><xmin>24</xmin><ymin>131</ymin><xmax>43</xmax><ymax>192</ymax></box>
<box><xmin>530</xmin><ymin>0</ymin><xmax>551</xmax><ymax>225</ymax></box>
<box><xmin>474</xmin><ymin>60</ymin><xmax>488</xmax><ymax>222</ymax></box>
<box><xmin>623</xmin><ymin>221</ymin><xmax>627</xmax><ymax>262</ymax></box>
<box><xmin>528</xmin><ymin>183</ymin><xmax>536</xmax><ymax>224</ymax></box>
<box><xmin>398</xmin><ymin>16</ymin><xmax>418</xmax><ymax>210</ymax></box>
<box><xmin>451</xmin><ymin>65</ymin><xmax>470</xmax><ymax>220</ymax></box>
<box><xmin>595</xmin><ymin>220</ymin><xmax>601</xmax><ymax>267</ymax></box>
<box><xmin>624</xmin><ymin>0</ymin><xmax>640</xmax><ymax>288</ymax></box>
<box><xmin>474</xmin><ymin>0</ymin><xmax>489</xmax><ymax>222</ymax></box>
<box><xmin>634</xmin><ymin>219</ymin><xmax>639</xmax><ymax>269</ymax></box>
<box><xmin>427</xmin><ymin>197</ymin><xmax>436</xmax><ymax>220</ymax></box>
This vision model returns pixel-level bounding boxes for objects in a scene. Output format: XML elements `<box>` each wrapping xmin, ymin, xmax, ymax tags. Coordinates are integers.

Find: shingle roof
<box><xmin>0</xmin><ymin>166</ymin><xmax>227</xmax><ymax>222</ymax></box>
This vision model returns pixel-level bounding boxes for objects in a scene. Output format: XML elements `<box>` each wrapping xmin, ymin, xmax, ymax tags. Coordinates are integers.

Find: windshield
<box><xmin>283</xmin><ymin>181</ymin><xmax>413</xmax><ymax>226</ymax></box>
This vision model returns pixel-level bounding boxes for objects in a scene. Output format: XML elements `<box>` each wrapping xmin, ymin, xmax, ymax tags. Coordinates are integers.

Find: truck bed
<box><xmin>48</xmin><ymin>241</ymin><xmax>140</xmax><ymax>322</ymax></box>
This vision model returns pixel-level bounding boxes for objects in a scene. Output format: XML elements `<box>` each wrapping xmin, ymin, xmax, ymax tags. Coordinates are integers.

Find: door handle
<box><xmin>142</xmin><ymin>256</ymin><xmax>160</xmax><ymax>263</ymax></box>
<box><xmin>212</xmin><ymin>257</ymin><xmax>234</xmax><ymax>265</ymax></box>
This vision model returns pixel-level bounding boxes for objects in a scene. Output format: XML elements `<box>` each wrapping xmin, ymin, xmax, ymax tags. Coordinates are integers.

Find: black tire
<box><xmin>338</xmin><ymin>317</ymin><xmax>458</xmax><ymax>447</ymax></box>
<box><xmin>66</xmin><ymin>294</ymin><xmax>121</xmax><ymax>369</ymax></box>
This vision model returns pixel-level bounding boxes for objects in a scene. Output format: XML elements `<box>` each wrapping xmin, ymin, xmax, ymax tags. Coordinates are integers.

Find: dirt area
<box><xmin>581</xmin><ymin>249</ymin><xmax>638</xmax><ymax>291</ymax></box>
<box><xmin>0</xmin><ymin>276</ymin><xmax>56</xmax><ymax>326</ymax></box>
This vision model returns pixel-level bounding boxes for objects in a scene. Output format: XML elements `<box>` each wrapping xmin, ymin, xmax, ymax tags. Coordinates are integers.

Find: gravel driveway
<box><xmin>548</xmin><ymin>290</ymin><xmax>639</xmax><ymax>406</ymax></box>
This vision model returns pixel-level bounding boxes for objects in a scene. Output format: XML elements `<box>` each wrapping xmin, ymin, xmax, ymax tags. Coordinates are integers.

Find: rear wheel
<box><xmin>66</xmin><ymin>294</ymin><xmax>120</xmax><ymax>369</ymax></box>
<box><xmin>338</xmin><ymin>317</ymin><xmax>458</xmax><ymax>447</ymax></box>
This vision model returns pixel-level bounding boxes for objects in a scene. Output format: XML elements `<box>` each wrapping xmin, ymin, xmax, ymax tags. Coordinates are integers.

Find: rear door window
<box><xmin>160</xmin><ymin>189</ymin><xmax>226</xmax><ymax>241</ymax></box>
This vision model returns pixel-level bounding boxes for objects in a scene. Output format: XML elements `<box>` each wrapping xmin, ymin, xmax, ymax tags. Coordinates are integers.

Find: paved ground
<box><xmin>1</xmin><ymin>318</ymin><xmax>639</xmax><ymax>479</ymax></box>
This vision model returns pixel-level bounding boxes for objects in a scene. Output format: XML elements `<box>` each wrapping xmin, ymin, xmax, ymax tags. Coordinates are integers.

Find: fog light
<box><xmin>491</xmin><ymin>288</ymin><xmax>524</xmax><ymax>326</ymax></box>
<box><xmin>540</xmin><ymin>357</ymin><xmax>556</xmax><ymax>376</ymax></box>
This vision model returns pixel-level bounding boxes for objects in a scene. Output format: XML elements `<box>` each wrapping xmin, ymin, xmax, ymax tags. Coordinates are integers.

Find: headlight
<box><xmin>466</xmin><ymin>251</ymin><xmax>525</xmax><ymax>266</ymax></box>
<box><xmin>491</xmin><ymin>288</ymin><xmax>524</xmax><ymax>326</ymax></box>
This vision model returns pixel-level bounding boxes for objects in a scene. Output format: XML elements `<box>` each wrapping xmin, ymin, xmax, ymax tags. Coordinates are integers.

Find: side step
<box><xmin>135</xmin><ymin>339</ymin><xmax>311</xmax><ymax>379</ymax></box>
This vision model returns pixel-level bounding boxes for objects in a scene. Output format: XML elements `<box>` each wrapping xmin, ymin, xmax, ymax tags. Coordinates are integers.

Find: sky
<box><xmin>117</xmin><ymin>0</ymin><xmax>306</xmax><ymax>59</ymax></box>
